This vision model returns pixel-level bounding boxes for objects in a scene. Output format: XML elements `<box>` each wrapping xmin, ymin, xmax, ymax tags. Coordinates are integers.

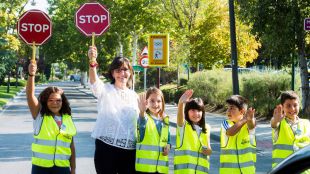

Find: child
<box><xmin>26</xmin><ymin>61</ymin><xmax>76</xmax><ymax>174</ymax></box>
<box><xmin>174</xmin><ymin>89</ymin><xmax>212</xmax><ymax>174</ymax></box>
<box><xmin>136</xmin><ymin>87</ymin><xmax>171</xmax><ymax>174</ymax></box>
<box><xmin>219</xmin><ymin>95</ymin><xmax>256</xmax><ymax>174</ymax></box>
<box><xmin>271</xmin><ymin>91</ymin><xmax>310</xmax><ymax>168</ymax></box>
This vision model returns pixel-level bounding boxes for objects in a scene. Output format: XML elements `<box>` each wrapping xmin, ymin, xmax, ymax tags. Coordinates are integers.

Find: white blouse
<box><xmin>89</xmin><ymin>78</ymin><xmax>139</xmax><ymax>149</ymax></box>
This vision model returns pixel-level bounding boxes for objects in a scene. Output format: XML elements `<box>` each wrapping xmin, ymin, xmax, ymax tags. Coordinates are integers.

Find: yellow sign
<box><xmin>148</xmin><ymin>34</ymin><xmax>169</xmax><ymax>66</ymax></box>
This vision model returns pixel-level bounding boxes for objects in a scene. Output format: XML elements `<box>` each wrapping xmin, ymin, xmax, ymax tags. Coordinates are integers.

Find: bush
<box><xmin>241</xmin><ymin>72</ymin><xmax>290</xmax><ymax>119</ymax></box>
<box><xmin>3</xmin><ymin>79</ymin><xmax>26</xmax><ymax>86</ymax></box>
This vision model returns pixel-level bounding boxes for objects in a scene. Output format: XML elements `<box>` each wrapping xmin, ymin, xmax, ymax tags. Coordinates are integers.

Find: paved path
<box><xmin>0</xmin><ymin>81</ymin><xmax>273</xmax><ymax>174</ymax></box>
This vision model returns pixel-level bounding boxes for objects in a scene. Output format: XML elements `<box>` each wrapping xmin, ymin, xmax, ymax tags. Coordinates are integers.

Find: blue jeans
<box><xmin>32</xmin><ymin>164</ymin><xmax>70</xmax><ymax>174</ymax></box>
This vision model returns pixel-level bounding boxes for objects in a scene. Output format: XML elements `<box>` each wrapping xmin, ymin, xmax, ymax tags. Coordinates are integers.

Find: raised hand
<box><xmin>162</xmin><ymin>144</ymin><xmax>170</xmax><ymax>156</ymax></box>
<box><xmin>273</xmin><ymin>105</ymin><xmax>284</xmax><ymax>122</ymax></box>
<box><xmin>245</xmin><ymin>107</ymin><xmax>256</xmax><ymax>121</ymax></box>
<box><xmin>138</xmin><ymin>92</ymin><xmax>147</xmax><ymax>117</ymax></box>
<box><xmin>179</xmin><ymin>89</ymin><xmax>193</xmax><ymax>104</ymax></box>
<box><xmin>28</xmin><ymin>60</ymin><xmax>37</xmax><ymax>76</ymax></box>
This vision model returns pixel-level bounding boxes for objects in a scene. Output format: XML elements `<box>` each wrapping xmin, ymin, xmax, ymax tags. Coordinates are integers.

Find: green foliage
<box><xmin>3</xmin><ymin>79</ymin><xmax>26</xmax><ymax>86</ymax></box>
<box><xmin>241</xmin><ymin>72</ymin><xmax>291</xmax><ymax>119</ymax></box>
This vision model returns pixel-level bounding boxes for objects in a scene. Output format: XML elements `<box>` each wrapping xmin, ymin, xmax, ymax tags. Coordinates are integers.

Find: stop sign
<box><xmin>75</xmin><ymin>3</ymin><xmax>110</xmax><ymax>36</ymax></box>
<box><xmin>17</xmin><ymin>10</ymin><xmax>52</xmax><ymax>45</ymax></box>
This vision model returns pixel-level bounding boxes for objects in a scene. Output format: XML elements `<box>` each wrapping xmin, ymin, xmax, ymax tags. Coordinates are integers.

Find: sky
<box><xmin>24</xmin><ymin>0</ymin><xmax>49</xmax><ymax>13</ymax></box>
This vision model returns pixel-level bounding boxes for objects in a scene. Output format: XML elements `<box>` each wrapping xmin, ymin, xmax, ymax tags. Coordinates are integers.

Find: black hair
<box><xmin>280</xmin><ymin>90</ymin><xmax>299</xmax><ymax>105</ymax></box>
<box><xmin>106</xmin><ymin>56</ymin><xmax>133</xmax><ymax>88</ymax></box>
<box><xmin>38</xmin><ymin>86</ymin><xmax>71</xmax><ymax>116</ymax></box>
<box><xmin>226</xmin><ymin>95</ymin><xmax>248</xmax><ymax>110</ymax></box>
<box><xmin>184</xmin><ymin>98</ymin><xmax>206</xmax><ymax>133</ymax></box>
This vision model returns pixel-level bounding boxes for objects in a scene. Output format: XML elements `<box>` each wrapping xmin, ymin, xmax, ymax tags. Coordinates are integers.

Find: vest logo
<box><xmin>241</xmin><ymin>138</ymin><xmax>250</xmax><ymax>145</ymax></box>
<box><xmin>161</xmin><ymin>137</ymin><xmax>168</xmax><ymax>143</ymax></box>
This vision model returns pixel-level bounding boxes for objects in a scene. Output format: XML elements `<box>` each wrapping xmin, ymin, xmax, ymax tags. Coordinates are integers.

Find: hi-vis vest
<box><xmin>220</xmin><ymin>120</ymin><xmax>256</xmax><ymax>174</ymax></box>
<box><xmin>32</xmin><ymin>114</ymin><xmax>76</xmax><ymax>168</ymax></box>
<box><xmin>272</xmin><ymin>118</ymin><xmax>310</xmax><ymax>168</ymax></box>
<box><xmin>135</xmin><ymin>114</ymin><xmax>169</xmax><ymax>173</ymax></box>
<box><xmin>174</xmin><ymin>122</ymin><xmax>210</xmax><ymax>174</ymax></box>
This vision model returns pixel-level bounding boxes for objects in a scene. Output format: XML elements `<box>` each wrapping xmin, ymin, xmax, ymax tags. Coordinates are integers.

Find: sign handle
<box><xmin>92</xmin><ymin>32</ymin><xmax>95</xmax><ymax>46</ymax></box>
<box><xmin>32</xmin><ymin>41</ymin><xmax>36</xmax><ymax>63</ymax></box>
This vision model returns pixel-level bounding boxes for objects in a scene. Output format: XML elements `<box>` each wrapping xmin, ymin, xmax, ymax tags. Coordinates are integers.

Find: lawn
<box><xmin>0</xmin><ymin>86</ymin><xmax>23</xmax><ymax>109</ymax></box>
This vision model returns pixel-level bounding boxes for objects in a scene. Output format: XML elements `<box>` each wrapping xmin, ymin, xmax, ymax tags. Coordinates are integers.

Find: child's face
<box><xmin>226</xmin><ymin>104</ymin><xmax>244</xmax><ymax>122</ymax></box>
<box><xmin>188</xmin><ymin>109</ymin><xmax>203</xmax><ymax>124</ymax></box>
<box><xmin>147</xmin><ymin>93</ymin><xmax>163</xmax><ymax>116</ymax></box>
<box><xmin>282</xmin><ymin>99</ymin><xmax>299</xmax><ymax>120</ymax></box>
<box><xmin>47</xmin><ymin>92</ymin><xmax>62</xmax><ymax>116</ymax></box>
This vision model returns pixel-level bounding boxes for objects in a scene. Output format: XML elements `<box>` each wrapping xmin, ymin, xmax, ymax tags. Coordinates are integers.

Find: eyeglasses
<box><xmin>114</xmin><ymin>68</ymin><xmax>130</xmax><ymax>73</ymax></box>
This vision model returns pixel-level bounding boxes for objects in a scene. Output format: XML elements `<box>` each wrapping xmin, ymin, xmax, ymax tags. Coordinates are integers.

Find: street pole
<box><xmin>157</xmin><ymin>67</ymin><xmax>160</xmax><ymax>89</ymax></box>
<box><xmin>229</xmin><ymin>0</ymin><xmax>239</xmax><ymax>95</ymax></box>
<box><xmin>291</xmin><ymin>53</ymin><xmax>295</xmax><ymax>90</ymax></box>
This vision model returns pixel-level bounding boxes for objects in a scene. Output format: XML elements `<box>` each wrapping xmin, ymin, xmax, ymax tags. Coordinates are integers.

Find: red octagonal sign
<box><xmin>75</xmin><ymin>3</ymin><xmax>110</xmax><ymax>36</ymax></box>
<box><xmin>17</xmin><ymin>10</ymin><xmax>52</xmax><ymax>45</ymax></box>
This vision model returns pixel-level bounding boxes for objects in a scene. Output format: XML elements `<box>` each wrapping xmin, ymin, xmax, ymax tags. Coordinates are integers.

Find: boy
<box><xmin>271</xmin><ymin>91</ymin><xmax>310</xmax><ymax>168</ymax></box>
<box><xmin>219</xmin><ymin>95</ymin><xmax>256</xmax><ymax>174</ymax></box>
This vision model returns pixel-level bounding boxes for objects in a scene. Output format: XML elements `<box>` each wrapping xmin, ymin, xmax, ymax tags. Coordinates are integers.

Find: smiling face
<box><xmin>188</xmin><ymin>109</ymin><xmax>203</xmax><ymax>124</ymax></box>
<box><xmin>282</xmin><ymin>99</ymin><xmax>299</xmax><ymax>120</ymax></box>
<box><xmin>112</xmin><ymin>64</ymin><xmax>131</xmax><ymax>87</ymax></box>
<box><xmin>47</xmin><ymin>92</ymin><xmax>62</xmax><ymax>116</ymax></box>
<box><xmin>147</xmin><ymin>93</ymin><xmax>163</xmax><ymax>116</ymax></box>
<box><xmin>226</xmin><ymin>104</ymin><xmax>244</xmax><ymax>122</ymax></box>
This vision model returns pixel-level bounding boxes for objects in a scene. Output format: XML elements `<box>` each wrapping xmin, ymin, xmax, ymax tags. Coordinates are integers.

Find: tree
<box><xmin>237</xmin><ymin>0</ymin><xmax>310</xmax><ymax>116</ymax></box>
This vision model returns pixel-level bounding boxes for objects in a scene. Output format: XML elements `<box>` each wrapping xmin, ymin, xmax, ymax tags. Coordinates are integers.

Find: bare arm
<box><xmin>88</xmin><ymin>46</ymin><xmax>98</xmax><ymax>84</ymax></box>
<box><xmin>26</xmin><ymin>61</ymin><xmax>40</xmax><ymax>119</ymax></box>
<box><xmin>226</xmin><ymin>117</ymin><xmax>247</xmax><ymax>136</ymax></box>
<box><xmin>138</xmin><ymin>92</ymin><xmax>147</xmax><ymax>117</ymax></box>
<box><xmin>202</xmin><ymin>124</ymin><xmax>212</xmax><ymax>156</ymax></box>
<box><xmin>271</xmin><ymin>105</ymin><xmax>284</xmax><ymax>128</ymax></box>
<box><xmin>177</xmin><ymin>89</ymin><xmax>193</xmax><ymax>127</ymax></box>
<box><xmin>70</xmin><ymin>139</ymin><xmax>76</xmax><ymax>174</ymax></box>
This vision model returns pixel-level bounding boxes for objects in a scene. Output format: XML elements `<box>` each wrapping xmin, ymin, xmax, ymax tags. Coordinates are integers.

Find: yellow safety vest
<box><xmin>135</xmin><ymin>114</ymin><xmax>169</xmax><ymax>173</ymax></box>
<box><xmin>174</xmin><ymin>122</ymin><xmax>210</xmax><ymax>174</ymax></box>
<box><xmin>220</xmin><ymin>120</ymin><xmax>256</xmax><ymax>174</ymax></box>
<box><xmin>32</xmin><ymin>114</ymin><xmax>76</xmax><ymax>167</ymax></box>
<box><xmin>272</xmin><ymin>118</ymin><xmax>310</xmax><ymax>168</ymax></box>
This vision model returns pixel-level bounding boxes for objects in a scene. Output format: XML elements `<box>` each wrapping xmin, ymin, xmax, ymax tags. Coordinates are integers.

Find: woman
<box><xmin>88</xmin><ymin>46</ymin><xmax>139</xmax><ymax>174</ymax></box>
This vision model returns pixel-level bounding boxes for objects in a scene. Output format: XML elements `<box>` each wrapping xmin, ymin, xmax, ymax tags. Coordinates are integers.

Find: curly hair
<box><xmin>38</xmin><ymin>86</ymin><xmax>71</xmax><ymax>116</ymax></box>
<box><xmin>184</xmin><ymin>98</ymin><xmax>207</xmax><ymax>133</ymax></box>
<box><xmin>105</xmin><ymin>57</ymin><xmax>133</xmax><ymax>88</ymax></box>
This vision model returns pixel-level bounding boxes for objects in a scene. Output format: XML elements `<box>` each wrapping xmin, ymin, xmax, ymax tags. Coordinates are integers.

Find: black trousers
<box><xmin>31</xmin><ymin>165</ymin><xmax>70</xmax><ymax>174</ymax></box>
<box><xmin>94</xmin><ymin>139</ymin><xmax>136</xmax><ymax>174</ymax></box>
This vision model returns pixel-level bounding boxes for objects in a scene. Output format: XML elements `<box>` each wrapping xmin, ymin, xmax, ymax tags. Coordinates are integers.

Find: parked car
<box><xmin>268</xmin><ymin>145</ymin><xmax>310</xmax><ymax>174</ymax></box>
<box><xmin>70</xmin><ymin>74</ymin><xmax>81</xmax><ymax>81</ymax></box>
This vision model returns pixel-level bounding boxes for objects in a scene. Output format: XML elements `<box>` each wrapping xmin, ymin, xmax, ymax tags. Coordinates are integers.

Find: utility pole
<box><xmin>229</xmin><ymin>0</ymin><xmax>239</xmax><ymax>94</ymax></box>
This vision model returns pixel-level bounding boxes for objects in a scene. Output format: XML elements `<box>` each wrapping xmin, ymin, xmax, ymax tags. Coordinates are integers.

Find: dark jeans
<box><xmin>94</xmin><ymin>139</ymin><xmax>136</xmax><ymax>174</ymax></box>
<box><xmin>31</xmin><ymin>164</ymin><xmax>70</xmax><ymax>174</ymax></box>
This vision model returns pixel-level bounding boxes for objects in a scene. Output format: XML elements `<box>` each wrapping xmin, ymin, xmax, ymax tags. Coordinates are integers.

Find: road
<box><xmin>0</xmin><ymin>81</ymin><xmax>272</xmax><ymax>174</ymax></box>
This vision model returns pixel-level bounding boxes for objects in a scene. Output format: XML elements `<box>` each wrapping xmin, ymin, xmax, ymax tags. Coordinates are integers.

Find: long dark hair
<box><xmin>38</xmin><ymin>86</ymin><xmax>71</xmax><ymax>116</ymax></box>
<box><xmin>106</xmin><ymin>57</ymin><xmax>133</xmax><ymax>88</ymax></box>
<box><xmin>184</xmin><ymin>98</ymin><xmax>206</xmax><ymax>133</ymax></box>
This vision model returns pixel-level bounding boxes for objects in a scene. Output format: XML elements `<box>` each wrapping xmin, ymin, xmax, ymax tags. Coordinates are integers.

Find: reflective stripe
<box><xmin>221</xmin><ymin>147</ymin><xmax>256</xmax><ymax>155</ymax></box>
<box><xmin>136</xmin><ymin>158</ymin><xmax>168</xmax><ymax>167</ymax></box>
<box><xmin>273</xmin><ymin>144</ymin><xmax>293</xmax><ymax>151</ymax></box>
<box><xmin>272</xmin><ymin>158</ymin><xmax>284</xmax><ymax>164</ymax></box>
<box><xmin>174</xmin><ymin>150</ymin><xmax>205</xmax><ymax>157</ymax></box>
<box><xmin>34</xmin><ymin>138</ymin><xmax>71</xmax><ymax>148</ymax></box>
<box><xmin>220</xmin><ymin>161</ymin><xmax>254</xmax><ymax>168</ymax></box>
<box><xmin>136</xmin><ymin>144</ymin><xmax>162</xmax><ymax>152</ymax></box>
<box><xmin>33</xmin><ymin>151</ymin><xmax>71</xmax><ymax>160</ymax></box>
<box><xmin>174</xmin><ymin>163</ymin><xmax>209</xmax><ymax>173</ymax></box>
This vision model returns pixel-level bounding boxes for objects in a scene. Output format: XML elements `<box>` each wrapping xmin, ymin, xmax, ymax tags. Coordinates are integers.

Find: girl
<box><xmin>27</xmin><ymin>61</ymin><xmax>76</xmax><ymax>174</ymax></box>
<box><xmin>136</xmin><ymin>87</ymin><xmax>171</xmax><ymax>174</ymax></box>
<box><xmin>174</xmin><ymin>89</ymin><xmax>212</xmax><ymax>174</ymax></box>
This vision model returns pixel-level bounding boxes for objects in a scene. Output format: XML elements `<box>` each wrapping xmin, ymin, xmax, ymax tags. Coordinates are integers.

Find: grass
<box><xmin>0</xmin><ymin>86</ymin><xmax>23</xmax><ymax>109</ymax></box>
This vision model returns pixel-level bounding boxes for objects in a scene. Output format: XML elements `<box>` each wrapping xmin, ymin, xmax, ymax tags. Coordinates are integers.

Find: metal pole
<box><xmin>291</xmin><ymin>53</ymin><xmax>295</xmax><ymax>90</ymax></box>
<box><xmin>157</xmin><ymin>67</ymin><xmax>160</xmax><ymax>89</ymax></box>
<box><xmin>144</xmin><ymin>68</ymin><xmax>147</xmax><ymax>91</ymax></box>
<box><xmin>229</xmin><ymin>0</ymin><xmax>239</xmax><ymax>94</ymax></box>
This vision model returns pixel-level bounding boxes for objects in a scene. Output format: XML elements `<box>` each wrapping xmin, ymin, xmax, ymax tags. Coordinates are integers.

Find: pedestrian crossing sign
<box><xmin>148</xmin><ymin>34</ymin><xmax>169</xmax><ymax>67</ymax></box>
